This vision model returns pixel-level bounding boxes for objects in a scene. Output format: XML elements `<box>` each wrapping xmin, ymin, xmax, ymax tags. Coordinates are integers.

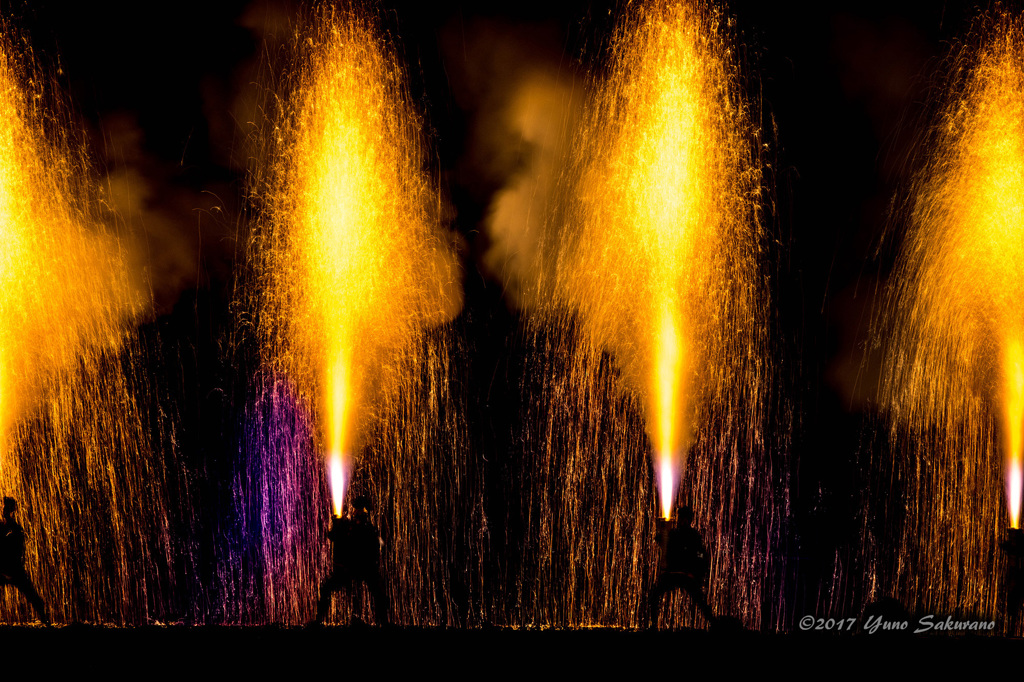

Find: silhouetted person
<box><xmin>0</xmin><ymin>497</ymin><xmax>49</xmax><ymax>624</ymax></box>
<box><xmin>649</xmin><ymin>505</ymin><xmax>715</xmax><ymax>628</ymax></box>
<box><xmin>1002</xmin><ymin>528</ymin><xmax>1024</xmax><ymax>622</ymax></box>
<box><xmin>315</xmin><ymin>495</ymin><xmax>390</xmax><ymax>626</ymax></box>
<box><xmin>861</xmin><ymin>597</ymin><xmax>912</xmax><ymax>637</ymax></box>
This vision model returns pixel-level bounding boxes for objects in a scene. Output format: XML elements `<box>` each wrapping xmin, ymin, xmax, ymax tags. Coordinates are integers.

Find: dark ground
<box><xmin>2</xmin><ymin>624</ymin><xmax>1021</xmax><ymax>674</ymax></box>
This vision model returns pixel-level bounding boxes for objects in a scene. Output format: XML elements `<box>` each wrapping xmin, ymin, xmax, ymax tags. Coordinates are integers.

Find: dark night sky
<box><xmin>2</xmin><ymin>0</ymin><xmax>994</xmax><ymax>618</ymax></box>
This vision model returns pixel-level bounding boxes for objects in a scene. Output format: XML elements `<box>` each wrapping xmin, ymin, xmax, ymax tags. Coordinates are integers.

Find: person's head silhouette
<box><xmin>352</xmin><ymin>495</ymin><xmax>372</xmax><ymax>521</ymax></box>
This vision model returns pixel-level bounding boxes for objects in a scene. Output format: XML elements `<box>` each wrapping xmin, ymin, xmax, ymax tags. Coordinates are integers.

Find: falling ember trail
<box><xmin>246</xmin><ymin>3</ymin><xmax>469</xmax><ymax>625</ymax></box>
<box><xmin>876</xmin><ymin>12</ymin><xmax>1024</xmax><ymax>628</ymax></box>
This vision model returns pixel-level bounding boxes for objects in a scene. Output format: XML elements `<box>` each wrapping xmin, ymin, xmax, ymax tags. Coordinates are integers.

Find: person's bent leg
<box><xmin>315</xmin><ymin>577</ymin><xmax>337</xmax><ymax>624</ymax></box>
<box><xmin>649</xmin><ymin>580</ymin><xmax>669</xmax><ymax>628</ymax></box>
<box><xmin>683</xmin><ymin>578</ymin><xmax>715</xmax><ymax>626</ymax></box>
<box><xmin>368</xmin><ymin>574</ymin><xmax>390</xmax><ymax>626</ymax></box>
<box><xmin>13</xmin><ymin>573</ymin><xmax>48</xmax><ymax>624</ymax></box>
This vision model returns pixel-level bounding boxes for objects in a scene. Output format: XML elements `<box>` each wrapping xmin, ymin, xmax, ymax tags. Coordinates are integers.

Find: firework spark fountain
<box><xmin>874</xmin><ymin>11</ymin><xmax>1024</xmax><ymax>630</ymax></box>
<box><xmin>488</xmin><ymin>0</ymin><xmax>781</xmax><ymax>628</ymax></box>
<box><xmin>0</xmin><ymin>24</ymin><xmax>187</xmax><ymax>624</ymax></box>
<box><xmin>244</xmin><ymin>4</ymin><xmax>477</xmax><ymax>625</ymax></box>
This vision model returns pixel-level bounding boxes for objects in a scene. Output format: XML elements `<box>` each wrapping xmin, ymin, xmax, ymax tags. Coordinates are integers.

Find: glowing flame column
<box><xmin>655</xmin><ymin>307</ymin><xmax>686</xmax><ymax>518</ymax></box>
<box><xmin>328</xmin><ymin>352</ymin><xmax>353</xmax><ymax>515</ymax></box>
<box><xmin>256</xmin><ymin>7</ymin><xmax>461</xmax><ymax>520</ymax></box>
<box><xmin>1004</xmin><ymin>341</ymin><xmax>1024</xmax><ymax>528</ymax></box>
<box><xmin>642</xmin><ymin>24</ymin><xmax>703</xmax><ymax>520</ymax></box>
<box><xmin>569</xmin><ymin>0</ymin><xmax>762</xmax><ymax>522</ymax></box>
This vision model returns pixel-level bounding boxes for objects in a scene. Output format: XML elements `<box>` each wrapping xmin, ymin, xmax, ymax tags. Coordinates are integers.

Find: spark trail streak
<box><xmin>875</xmin><ymin>12</ymin><xmax>1024</xmax><ymax>630</ymax></box>
<box><xmin>246</xmin><ymin>4</ymin><xmax>477</xmax><ymax>625</ymax></box>
<box><xmin>491</xmin><ymin>0</ymin><xmax>781</xmax><ymax>628</ymax></box>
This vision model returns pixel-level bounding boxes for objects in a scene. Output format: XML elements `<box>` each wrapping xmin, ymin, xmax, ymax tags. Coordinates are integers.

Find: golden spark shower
<box><xmin>874</xmin><ymin>11</ymin><xmax>1024</xmax><ymax>627</ymax></box>
<box><xmin>0</xmin><ymin>24</ymin><xmax>190</xmax><ymax>624</ymax></box>
<box><xmin>568</xmin><ymin>0</ymin><xmax>763</xmax><ymax>521</ymax></box>
<box><xmin>256</xmin><ymin>6</ymin><xmax>460</xmax><ymax>510</ymax></box>
<box><xmin>486</xmin><ymin>0</ymin><xmax>780</xmax><ymax>627</ymax></box>
<box><xmin>244</xmin><ymin>3</ymin><xmax>475</xmax><ymax>625</ymax></box>
<box><xmin>0</xmin><ymin>41</ymin><xmax>140</xmax><ymax>467</ymax></box>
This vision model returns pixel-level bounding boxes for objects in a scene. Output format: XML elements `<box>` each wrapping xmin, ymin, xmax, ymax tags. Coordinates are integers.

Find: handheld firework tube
<box><xmin>655</xmin><ymin>516</ymin><xmax>672</xmax><ymax>574</ymax></box>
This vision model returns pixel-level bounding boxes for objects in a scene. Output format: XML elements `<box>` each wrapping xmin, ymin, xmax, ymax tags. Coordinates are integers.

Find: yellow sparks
<box><xmin>0</xmin><ymin>32</ymin><xmax>142</xmax><ymax>465</ymax></box>
<box><xmin>565</xmin><ymin>0</ymin><xmax>761</xmax><ymax>520</ymax></box>
<box><xmin>879</xmin><ymin>12</ymin><xmax>1024</xmax><ymax>620</ymax></box>
<box><xmin>255</xmin><ymin>6</ymin><xmax>460</xmax><ymax>516</ymax></box>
